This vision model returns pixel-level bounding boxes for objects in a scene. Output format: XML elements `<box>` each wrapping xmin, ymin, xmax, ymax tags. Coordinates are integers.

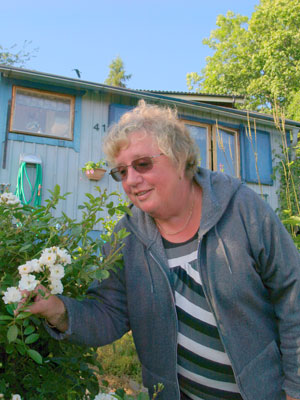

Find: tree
<box><xmin>104</xmin><ymin>56</ymin><xmax>132</xmax><ymax>88</ymax></box>
<box><xmin>0</xmin><ymin>40</ymin><xmax>37</xmax><ymax>67</ymax></box>
<box><xmin>186</xmin><ymin>0</ymin><xmax>300</xmax><ymax>117</ymax></box>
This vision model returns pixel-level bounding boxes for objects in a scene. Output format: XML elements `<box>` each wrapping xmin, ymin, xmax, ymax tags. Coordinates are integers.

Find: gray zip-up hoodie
<box><xmin>49</xmin><ymin>168</ymin><xmax>300</xmax><ymax>400</ymax></box>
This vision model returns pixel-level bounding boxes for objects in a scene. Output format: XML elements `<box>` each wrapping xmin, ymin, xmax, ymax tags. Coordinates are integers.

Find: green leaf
<box><xmin>17</xmin><ymin>344</ymin><xmax>26</xmax><ymax>355</ymax></box>
<box><xmin>6</xmin><ymin>304</ymin><xmax>16</xmax><ymax>316</ymax></box>
<box><xmin>25</xmin><ymin>333</ymin><xmax>39</xmax><ymax>344</ymax></box>
<box><xmin>24</xmin><ymin>325</ymin><xmax>35</xmax><ymax>335</ymax></box>
<box><xmin>0</xmin><ymin>315</ymin><xmax>13</xmax><ymax>321</ymax></box>
<box><xmin>16</xmin><ymin>311</ymin><xmax>32</xmax><ymax>320</ymax></box>
<box><xmin>19</xmin><ymin>243</ymin><xmax>32</xmax><ymax>252</ymax></box>
<box><xmin>92</xmin><ymin>269</ymin><xmax>110</xmax><ymax>281</ymax></box>
<box><xmin>108</xmin><ymin>208</ymin><xmax>115</xmax><ymax>216</ymax></box>
<box><xmin>5</xmin><ymin>343</ymin><xmax>14</xmax><ymax>354</ymax></box>
<box><xmin>7</xmin><ymin>324</ymin><xmax>18</xmax><ymax>343</ymax></box>
<box><xmin>117</xmin><ymin>205</ymin><xmax>132</xmax><ymax>216</ymax></box>
<box><xmin>282</xmin><ymin>216</ymin><xmax>300</xmax><ymax>226</ymax></box>
<box><xmin>54</xmin><ymin>184</ymin><xmax>61</xmax><ymax>196</ymax></box>
<box><xmin>27</xmin><ymin>349</ymin><xmax>43</xmax><ymax>364</ymax></box>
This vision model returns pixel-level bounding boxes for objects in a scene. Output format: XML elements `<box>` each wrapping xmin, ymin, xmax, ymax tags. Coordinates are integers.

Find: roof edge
<box><xmin>1</xmin><ymin>65</ymin><xmax>300</xmax><ymax>128</ymax></box>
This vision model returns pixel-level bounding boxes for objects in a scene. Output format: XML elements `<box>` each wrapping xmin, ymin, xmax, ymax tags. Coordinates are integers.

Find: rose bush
<box><xmin>0</xmin><ymin>185</ymin><xmax>131</xmax><ymax>399</ymax></box>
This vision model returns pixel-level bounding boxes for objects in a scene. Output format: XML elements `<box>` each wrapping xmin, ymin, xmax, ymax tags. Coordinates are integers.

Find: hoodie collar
<box><xmin>122</xmin><ymin>167</ymin><xmax>242</xmax><ymax>246</ymax></box>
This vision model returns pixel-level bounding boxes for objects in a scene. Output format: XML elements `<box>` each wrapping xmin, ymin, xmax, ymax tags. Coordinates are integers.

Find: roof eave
<box><xmin>1</xmin><ymin>65</ymin><xmax>300</xmax><ymax>129</ymax></box>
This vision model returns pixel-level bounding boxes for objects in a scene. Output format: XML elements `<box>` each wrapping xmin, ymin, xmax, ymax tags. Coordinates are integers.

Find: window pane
<box><xmin>216</xmin><ymin>128</ymin><xmax>236</xmax><ymax>176</ymax></box>
<box><xmin>242</xmin><ymin>129</ymin><xmax>273</xmax><ymax>185</ymax></box>
<box><xmin>186</xmin><ymin>124</ymin><xmax>208</xmax><ymax>168</ymax></box>
<box><xmin>10</xmin><ymin>87</ymin><xmax>74</xmax><ymax>140</ymax></box>
<box><xmin>108</xmin><ymin>104</ymin><xmax>134</xmax><ymax>125</ymax></box>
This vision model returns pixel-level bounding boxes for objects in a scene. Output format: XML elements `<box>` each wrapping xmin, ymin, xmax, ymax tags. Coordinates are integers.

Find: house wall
<box><xmin>177</xmin><ymin>104</ymin><xmax>283</xmax><ymax>211</ymax></box>
<box><xmin>0</xmin><ymin>82</ymin><xmax>285</xmax><ymax>233</ymax></box>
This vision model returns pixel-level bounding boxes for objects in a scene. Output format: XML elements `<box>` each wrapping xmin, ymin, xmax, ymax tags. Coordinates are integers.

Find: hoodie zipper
<box><xmin>149</xmin><ymin>250</ymin><xmax>181</xmax><ymax>400</ymax></box>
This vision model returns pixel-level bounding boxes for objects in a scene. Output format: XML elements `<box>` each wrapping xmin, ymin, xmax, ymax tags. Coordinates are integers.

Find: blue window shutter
<box><xmin>241</xmin><ymin>127</ymin><xmax>273</xmax><ymax>185</ymax></box>
<box><xmin>108</xmin><ymin>104</ymin><xmax>134</xmax><ymax>126</ymax></box>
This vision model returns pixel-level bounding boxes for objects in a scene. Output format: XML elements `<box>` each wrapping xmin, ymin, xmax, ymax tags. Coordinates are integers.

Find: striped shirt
<box><xmin>162</xmin><ymin>233</ymin><xmax>243</xmax><ymax>400</ymax></box>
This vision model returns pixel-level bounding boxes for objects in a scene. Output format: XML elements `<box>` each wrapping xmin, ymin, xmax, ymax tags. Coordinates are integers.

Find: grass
<box><xmin>96</xmin><ymin>331</ymin><xmax>144</xmax><ymax>396</ymax></box>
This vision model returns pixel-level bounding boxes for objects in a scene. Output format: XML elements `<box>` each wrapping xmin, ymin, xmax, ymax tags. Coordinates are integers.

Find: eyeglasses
<box><xmin>110</xmin><ymin>153</ymin><xmax>164</xmax><ymax>182</ymax></box>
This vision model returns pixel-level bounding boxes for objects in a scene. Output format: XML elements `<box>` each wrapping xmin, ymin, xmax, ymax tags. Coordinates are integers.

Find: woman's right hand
<box><xmin>15</xmin><ymin>284</ymin><xmax>68</xmax><ymax>332</ymax></box>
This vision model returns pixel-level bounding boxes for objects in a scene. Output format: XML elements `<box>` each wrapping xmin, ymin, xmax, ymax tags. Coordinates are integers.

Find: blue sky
<box><xmin>1</xmin><ymin>0</ymin><xmax>259</xmax><ymax>91</ymax></box>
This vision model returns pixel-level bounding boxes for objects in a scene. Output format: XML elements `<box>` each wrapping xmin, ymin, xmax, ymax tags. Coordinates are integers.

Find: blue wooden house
<box><xmin>0</xmin><ymin>65</ymin><xmax>299</xmax><ymax>231</ymax></box>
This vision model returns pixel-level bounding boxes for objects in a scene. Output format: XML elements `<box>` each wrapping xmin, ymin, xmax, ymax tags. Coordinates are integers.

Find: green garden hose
<box><xmin>15</xmin><ymin>162</ymin><xmax>43</xmax><ymax>207</ymax></box>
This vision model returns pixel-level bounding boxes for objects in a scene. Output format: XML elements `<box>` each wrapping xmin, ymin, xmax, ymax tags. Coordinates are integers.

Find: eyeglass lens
<box><xmin>110</xmin><ymin>154</ymin><xmax>162</xmax><ymax>182</ymax></box>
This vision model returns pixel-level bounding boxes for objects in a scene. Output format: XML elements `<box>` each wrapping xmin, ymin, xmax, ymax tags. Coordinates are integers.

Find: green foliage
<box><xmin>0</xmin><ymin>40</ymin><xmax>38</xmax><ymax>67</ymax></box>
<box><xmin>187</xmin><ymin>0</ymin><xmax>300</xmax><ymax>117</ymax></box>
<box><xmin>104</xmin><ymin>56</ymin><xmax>132</xmax><ymax>88</ymax></box>
<box><xmin>97</xmin><ymin>332</ymin><xmax>142</xmax><ymax>384</ymax></box>
<box><xmin>274</xmin><ymin>144</ymin><xmax>300</xmax><ymax>250</ymax></box>
<box><xmin>81</xmin><ymin>160</ymin><xmax>107</xmax><ymax>173</ymax></box>
<box><xmin>0</xmin><ymin>185</ymin><xmax>131</xmax><ymax>399</ymax></box>
<box><xmin>287</xmin><ymin>91</ymin><xmax>300</xmax><ymax>121</ymax></box>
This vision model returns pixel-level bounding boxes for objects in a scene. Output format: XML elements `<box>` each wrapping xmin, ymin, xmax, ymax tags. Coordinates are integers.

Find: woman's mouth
<box><xmin>135</xmin><ymin>189</ymin><xmax>152</xmax><ymax>198</ymax></box>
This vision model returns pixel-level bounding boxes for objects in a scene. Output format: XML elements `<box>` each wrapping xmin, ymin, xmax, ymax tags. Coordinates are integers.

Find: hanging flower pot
<box><xmin>82</xmin><ymin>160</ymin><xmax>107</xmax><ymax>181</ymax></box>
<box><xmin>85</xmin><ymin>167</ymin><xmax>106</xmax><ymax>181</ymax></box>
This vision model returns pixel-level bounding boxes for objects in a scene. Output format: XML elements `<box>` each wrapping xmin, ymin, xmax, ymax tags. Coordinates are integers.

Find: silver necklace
<box><xmin>156</xmin><ymin>184</ymin><xmax>195</xmax><ymax>236</ymax></box>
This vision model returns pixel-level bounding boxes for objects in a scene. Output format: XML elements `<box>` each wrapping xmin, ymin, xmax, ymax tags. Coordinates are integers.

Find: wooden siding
<box><xmin>0</xmin><ymin>90</ymin><xmax>284</xmax><ymax>230</ymax></box>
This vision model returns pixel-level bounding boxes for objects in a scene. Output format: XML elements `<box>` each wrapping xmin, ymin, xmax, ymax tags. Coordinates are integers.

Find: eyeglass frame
<box><xmin>109</xmin><ymin>153</ymin><xmax>164</xmax><ymax>182</ymax></box>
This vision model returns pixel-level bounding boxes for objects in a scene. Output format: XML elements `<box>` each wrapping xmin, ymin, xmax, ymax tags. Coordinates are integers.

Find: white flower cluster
<box><xmin>0</xmin><ymin>395</ymin><xmax>22</xmax><ymax>400</ymax></box>
<box><xmin>0</xmin><ymin>192</ymin><xmax>21</xmax><ymax>206</ymax></box>
<box><xmin>2</xmin><ymin>247</ymin><xmax>71</xmax><ymax>304</ymax></box>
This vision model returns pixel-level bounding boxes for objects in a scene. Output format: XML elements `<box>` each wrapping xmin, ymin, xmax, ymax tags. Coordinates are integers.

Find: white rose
<box><xmin>39</xmin><ymin>252</ymin><xmax>56</xmax><ymax>267</ymax></box>
<box><xmin>49</xmin><ymin>264</ymin><xmax>65</xmax><ymax>280</ymax></box>
<box><xmin>11</xmin><ymin>395</ymin><xmax>22</xmax><ymax>400</ymax></box>
<box><xmin>49</xmin><ymin>279</ymin><xmax>63</xmax><ymax>295</ymax></box>
<box><xmin>18</xmin><ymin>262</ymin><xmax>33</xmax><ymax>275</ymax></box>
<box><xmin>0</xmin><ymin>193</ymin><xmax>21</xmax><ymax>206</ymax></box>
<box><xmin>28</xmin><ymin>258</ymin><xmax>42</xmax><ymax>273</ymax></box>
<box><xmin>18</xmin><ymin>274</ymin><xmax>38</xmax><ymax>291</ymax></box>
<box><xmin>2</xmin><ymin>287</ymin><xmax>22</xmax><ymax>304</ymax></box>
<box><xmin>56</xmin><ymin>248</ymin><xmax>71</xmax><ymax>266</ymax></box>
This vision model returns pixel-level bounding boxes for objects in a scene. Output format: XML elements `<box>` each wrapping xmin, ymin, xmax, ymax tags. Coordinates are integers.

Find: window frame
<box><xmin>182</xmin><ymin>119</ymin><xmax>240</xmax><ymax>178</ymax></box>
<box><xmin>9</xmin><ymin>85</ymin><xmax>75</xmax><ymax>141</ymax></box>
<box><xmin>212</xmin><ymin>125</ymin><xmax>240</xmax><ymax>177</ymax></box>
<box><xmin>181</xmin><ymin>119</ymin><xmax>212</xmax><ymax>170</ymax></box>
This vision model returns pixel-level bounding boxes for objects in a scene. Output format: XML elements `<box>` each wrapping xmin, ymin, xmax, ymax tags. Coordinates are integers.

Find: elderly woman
<box><xmin>26</xmin><ymin>101</ymin><xmax>300</xmax><ymax>400</ymax></box>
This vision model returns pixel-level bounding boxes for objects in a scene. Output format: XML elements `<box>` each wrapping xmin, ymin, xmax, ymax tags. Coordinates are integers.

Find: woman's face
<box><xmin>114</xmin><ymin>131</ymin><xmax>185</xmax><ymax>219</ymax></box>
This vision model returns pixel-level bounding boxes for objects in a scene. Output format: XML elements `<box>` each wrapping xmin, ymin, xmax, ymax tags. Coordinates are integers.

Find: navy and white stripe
<box><xmin>163</xmin><ymin>234</ymin><xmax>242</xmax><ymax>400</ymax></box>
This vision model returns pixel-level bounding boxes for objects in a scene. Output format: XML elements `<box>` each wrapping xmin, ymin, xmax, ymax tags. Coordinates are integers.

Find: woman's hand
<box><xmin>15</xmin><ymin>284</ymin><xmax>68</xmax><ymax>332</ymax></box>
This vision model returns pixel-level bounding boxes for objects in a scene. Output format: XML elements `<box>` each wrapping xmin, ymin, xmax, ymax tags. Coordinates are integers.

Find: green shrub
<box><xmin>0</xmin><ymin>185</ymin><xmax>130</xmax><ymax>399</ymax></box>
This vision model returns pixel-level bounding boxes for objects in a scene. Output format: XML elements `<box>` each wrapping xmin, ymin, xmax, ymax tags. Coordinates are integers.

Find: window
<box><xmin>213</xmin><ymin>125</ymin><xmax>240</xmax><ymax>177</ymax></box>
<box><xmin>10</xmin><ymin>86</ymin><xmax>75</xmax><ymax>140</ymax></box>
<box><xmin>241</xmin><ymin>128</ymin><xmax>273</xmax><ymax>185</ymax></box>
<box><xmin>183</xmin><ymin>120</ymin><xmax>240</xmax><ymax>178</ymax></box>
<box><xmin>184</xmin><ymin>122</ymin><xmax>211</xmax><ymax>169</ymax></box>
<box><xmin>108</xmin><ymin>103</ymin><xmax>134</xmax><ymax>126</ymax></box>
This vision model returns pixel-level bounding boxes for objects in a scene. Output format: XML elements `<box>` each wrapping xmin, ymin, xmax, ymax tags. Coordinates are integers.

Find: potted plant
<box><xmin>82</xmin><ymin>160</ymin><xmax>107</xmax><ymax>181</ymax></box>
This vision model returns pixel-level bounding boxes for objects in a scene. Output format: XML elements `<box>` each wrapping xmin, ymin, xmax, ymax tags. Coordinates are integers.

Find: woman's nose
<box><xmin>124</xmin><ymin>165</ymin><xmax>143</xmax><ymax>185</ymax></box>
